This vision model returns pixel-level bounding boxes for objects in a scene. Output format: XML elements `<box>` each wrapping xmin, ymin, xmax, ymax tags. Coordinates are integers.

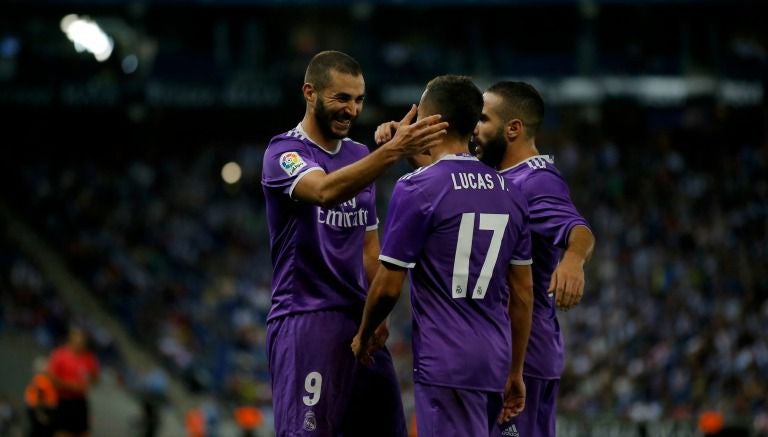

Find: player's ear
<box><xmin>302</xmin><ymin>83</ymin><xmax>315</xmax><ymax>103</ymax></box>
<box><xmin>506</xmin><ymin>119</ymin><xmax>523</xmax><ymax>141</ymax></box>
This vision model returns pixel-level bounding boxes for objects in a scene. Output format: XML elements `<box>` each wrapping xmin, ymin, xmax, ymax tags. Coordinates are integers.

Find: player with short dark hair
<box><xmin>352</xmin><ymin>75</ymin><xmax>534</xmax><ymax>436</ymax></box>
<box><xmin>474</xmin><ymin>81</ymin><xmax>595</xmax><ymax>437</ymax></box>
<box><xmin>262</xmin><ymin>50</ymin><xmax>448</xmax><ymax>436</ymax></box>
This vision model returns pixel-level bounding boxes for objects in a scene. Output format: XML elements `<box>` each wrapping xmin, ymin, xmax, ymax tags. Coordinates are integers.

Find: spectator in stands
<box><xmin>24</xmin><ymin>356</ymin><xmax>58</xmax><ymax>437</ymax></box>
<box><xmin>47</xmin><ymin>327</ymin><xmax>99</xmax><ymax>437</ymax></box>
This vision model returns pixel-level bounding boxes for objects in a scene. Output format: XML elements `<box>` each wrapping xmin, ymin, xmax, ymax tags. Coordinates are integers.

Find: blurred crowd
<box><xmin>8</xmin><ymin>146</ymin><xmax>274</xmax><ymax>408</ymax></box>
<box><xmin>2</xmin><ymin>100</ymin><xmax>767</xmax><ymax>435</ymax></box>
<box><xmin>548</xmin><ymin>105</ymin><xmax>768</xmax><ymax>434</ymax></box>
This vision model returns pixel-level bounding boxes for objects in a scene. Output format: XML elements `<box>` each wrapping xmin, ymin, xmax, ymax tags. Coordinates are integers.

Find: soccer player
<box><xmin>473</xmin><ymin>81</ymin><xmax>595</xmax><ymax>437</ymax></box>
<box><xmin>352</xmin><ymin>75</ymin><xmax>534</xmax><ymax>436</ymax></box>
<box><xmin>261</xmin><ymin>50</ymin><xmax>448</xmax><ymax>436</ymax></box>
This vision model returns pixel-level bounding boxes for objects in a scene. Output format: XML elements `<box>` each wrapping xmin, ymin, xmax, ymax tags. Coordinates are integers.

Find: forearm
<box><xmin>359</xmin><ymin>292</ymin><xmax>398</xmax><ymax>344</ymax></box>
<box><xmin>562</xmin><ymin>225</ymin><xmax>594</xmax><ymax>264</ymax></box>
<box><xmin>363</xmin><ymin>230</ymin><xmax>381</xmax><ymax>285</ymax></box>
<box><xmin>358</xmin><ymin>268</ymin><xmax>402</xmax><ymax>344</ymax></box>
<box><xmin>509</xmin><ymin>292</ymin><xmax>532</xmax><ymax>375</ymax></box>
<box><xmin>508</xmin><ymin>265</ymin><xmax>533</xmax><ymax>375</ymax></box>
<box><xmin>316</xmin><ymin>146</ymin><xmax>399</xmax><ymax>207</ymax></box>
<box><xmin>364</xmin><ymin>256</ymin><xmax>378</xmax><ymax>286</ymax></box>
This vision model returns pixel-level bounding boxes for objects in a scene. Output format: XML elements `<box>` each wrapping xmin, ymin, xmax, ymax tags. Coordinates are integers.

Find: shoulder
<box><xmin>49</xmin><ymin>346</ymin><xmax>68</xmax><ymax>362</ymax></box>
<box><xmin>398</xmin><ymin>165</ymin><xmax>429</xmax><ymax>183</ymax></box>
<box><xmin>391</xmin><ymin>167</ymin><xmax>433</xmax><ymax>202</ymax></box>
<box><xmin>273</xmin><ymin>125</ymin><xmax>307</xmax><ymax>143</ymax></box>
<box><xmin>508</xmin><ymin>156</ymin><xmax>569</xmax><ymax>195</ymax></box>
<box><xmin>266</xmin><ymin>130</ymin><xmax>311</xmax><ymax>156</ymax></box>
<box><xmin>394</xmin><ymin>164</ymin><xmax>438</xmax><ymax>200</ymax></box>
<box><xmin>263</xmin><ymin>130</ymin><xmax>314</xmax><ymax>176</ymax></box>
<box><xmin>341</xmin><ymin>137</ymin><xmax>370</xmax><ymax>156</ymax></box>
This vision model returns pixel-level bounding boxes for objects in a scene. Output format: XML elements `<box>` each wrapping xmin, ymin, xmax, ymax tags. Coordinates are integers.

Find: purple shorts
<box><xmin>267</xmin><ymin>310</ymin><xmax>406</xmax><ymax>436</ymax></box>
<box><xmin>497</xmin><ymin>376</ymin><xmax>559</xmax><ymax>437</ymax></box>
<box><xmin>414</xmin><ymin>383</ymin><xmax>503</xmax><ymax>437</ymax></box>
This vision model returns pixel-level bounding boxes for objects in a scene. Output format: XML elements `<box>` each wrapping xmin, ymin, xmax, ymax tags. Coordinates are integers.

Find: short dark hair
<box><xmin>421</xmin><ymin>75</ymin><xmax>482</xmax><ymax>138</ymax></box>
<box><xmin>486</xmin><ymin>81</ymin><xmax>544</xmax><ymax>138</ymax></box>
<box><xmin>304</xmin><ymin>51</ymin><xmax>362</xmax><ymax>91</ymax></box>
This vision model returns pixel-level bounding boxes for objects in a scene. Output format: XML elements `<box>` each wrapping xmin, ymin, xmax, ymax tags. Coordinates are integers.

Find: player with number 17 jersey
<box><xmin>380</xmin><ymin>153</ymin><xmax>532</xmax><ymax>391</ymax></box>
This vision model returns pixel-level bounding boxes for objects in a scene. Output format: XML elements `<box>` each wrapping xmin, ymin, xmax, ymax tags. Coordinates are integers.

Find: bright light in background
<box><xmin>60</xmin><ymin>14</ymin><xmax>114</xmax><ymax>62</ymax></box>
<box><xmin>221</xmin><ymin>162</ymin><xmax>242</xmax><ymax>185</ymax></box>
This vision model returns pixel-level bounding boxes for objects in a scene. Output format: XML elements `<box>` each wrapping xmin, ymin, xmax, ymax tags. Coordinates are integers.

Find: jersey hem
<box><xmin>414</xmin><ymin>378</ymin><xmax>504</xmax><ymax>393</ymax></box>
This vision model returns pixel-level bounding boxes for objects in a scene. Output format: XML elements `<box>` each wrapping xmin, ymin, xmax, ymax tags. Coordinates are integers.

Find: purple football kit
<box><xmin>262</xmin><ymin>123</ymin><xmax>405</xmax><ymax>436</ymax></box>
<box><xmin>379</xmin><ymin>153</ymin><xmax>532</xmax><ymax>436</ymax></box>
<box><xmin>496</xmin><ymin>155</ymin><xmax>591</xmax><ymax>437</ymax></box>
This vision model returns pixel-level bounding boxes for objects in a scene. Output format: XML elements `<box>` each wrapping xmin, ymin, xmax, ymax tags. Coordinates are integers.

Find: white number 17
<box><xmin>451</xmin><ymin>213</ymin><xmax>508</xmax><ymax>300</ymax></box>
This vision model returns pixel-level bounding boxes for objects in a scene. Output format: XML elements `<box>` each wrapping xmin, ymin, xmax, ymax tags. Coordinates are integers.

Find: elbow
<box><xmin>315</xmin><ymin>191</ymin><xmax>335</xmax><ymax>209</ymax></box>
<box><xmin>379</xmin><ymin>286</ymin><xmax>402</xmax><ymax>302</ymax></box>
<box><xmin>317</xmin><ymin>197</ymin><xmax>335</xmax><ymax>209</ymax></box>
<box><xmin>315</xmin><ymin>185</ymin><xmax>344</xmax><ymax>209</ymax></box>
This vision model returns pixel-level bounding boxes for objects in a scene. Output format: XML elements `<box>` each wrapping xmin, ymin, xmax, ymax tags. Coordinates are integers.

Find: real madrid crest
<box><xmin>303</xmin><ymin>410</ymin><xmax>317</xmax><ymax>432</ymax></box>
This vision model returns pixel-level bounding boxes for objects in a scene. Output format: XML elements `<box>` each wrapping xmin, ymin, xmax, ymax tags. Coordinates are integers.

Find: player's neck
<box><xmin>300</xmin><ymin>114</ymin><xmax>339</xmax><ymax>152</ymax></box>
<box><xmin>499</xmin><ymin>140</ymin><xmax>539</xmax><ymax>169</ymax></box>
<box><xmin>430</xmin><ymin>138</ymin><xmax>470</xmax><ymax>163</ymax></box>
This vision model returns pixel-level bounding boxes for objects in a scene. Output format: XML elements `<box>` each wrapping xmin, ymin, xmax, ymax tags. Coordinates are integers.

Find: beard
<box><xmin>476</xmin><ymin>128</ymin><xmax>507</xmax><ymax>169</ymax></box>
<box><xmin>315</xmin><ymin>98</ymin><xmax>352</xmax><ymax>140</ymax></box>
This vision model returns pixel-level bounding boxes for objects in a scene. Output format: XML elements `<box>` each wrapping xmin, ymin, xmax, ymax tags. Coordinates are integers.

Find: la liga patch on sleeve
<box><xmin>279</xmin><ymin>151</ymin><xmax>307</xmax><ymax>176</ymax></box>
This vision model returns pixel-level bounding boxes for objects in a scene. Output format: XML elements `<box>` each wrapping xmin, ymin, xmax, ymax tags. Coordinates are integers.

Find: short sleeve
<box><xmin>379</xmin><ymin>180</ymin><xmax>432</xmax><ymax>268</ymax></box>
<box><xmin>522</xmin><ymin>170</ymin><xmax>590</xmax><ymax>249</ymax></box>
<box><xmin>261</xmin><ymin>140</ymin><xmax>323</xmax><ymax>198</ymax></box>
<box><xmin>510</xmin><ymin>200</ymin><xmax>532</xmax><ymax>265</ymax></box>
<box><xmin>364</xmin><ymin>184</ymin><xmax>379</xmax><ymax>231</ymax></box>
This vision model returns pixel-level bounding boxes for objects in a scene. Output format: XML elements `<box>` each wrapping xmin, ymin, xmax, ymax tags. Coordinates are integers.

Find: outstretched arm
<box><xmin>551</xmin><ymin>225</ymin><xmax>594</xmax><ymax>310</ymax></box>
<box><xmin>293</xmin><ymin>105</ymin><xmax>447</xmax><ymax>207</ymax></box>
<box><xmin>351</xmin><ymin>263</ymin><xmax>406</xmax><ymax>364</ymax></box>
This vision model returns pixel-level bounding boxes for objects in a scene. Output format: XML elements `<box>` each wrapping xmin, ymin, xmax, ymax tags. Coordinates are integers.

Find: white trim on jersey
<box><xmin>499</xmin><ymin>155</ymin><xmax>555</xmax><ymax>174</ymax></box>
<box><xmin>509</xmin><ymin>258</ymin><xmax>533</xmax><ymax>265</ymax></box>
<box><xmin>379</xmin><ymin>255</ymin><xmax>415</xmax><ymax>269</ymax></box>
<box><xmin>400</xmin><ymin>153</ymin><xmax>478</xmax><ymax>181</ymax></box>
<box><xmin>365</xmin><ymin>218</ymin><xmax>380</xmax><ymax>231</ymax></box>
<box><xmin>296</xmin><ymin>123</ymin><xmax>343</xmax><ymax>155</ymax></box>
<box><xmin>285</xmin><ymin>128</ymin><xmax>306</xmax><ymax>140</ymax></box>
<box><xmin>438</xmin><ymin>154</ymin><xmax>479</xmax><ymax>161</ymax></box>
<box><xmin>288</xmin><ymin>166</ymin><xmax>324</xmax><ymax>199</ymax></box>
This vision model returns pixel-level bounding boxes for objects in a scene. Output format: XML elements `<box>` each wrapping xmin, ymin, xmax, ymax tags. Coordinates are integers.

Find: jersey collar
<box><xmin>498</xmin><ymin>154</ymin><xmax>554</xmax><ymax>173</ymax></box>
<box><xmin>296</xmin><ymin>123</ymin><xmax>343</xmax><ymax>155</ymax></box>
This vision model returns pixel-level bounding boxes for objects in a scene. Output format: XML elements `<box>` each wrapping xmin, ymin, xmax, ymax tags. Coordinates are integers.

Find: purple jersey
<box><xmin>380</xmin><ymin>154</ymin><xmax>532</xmax><ymax>392</ymax></box>
<box><xmin>261</xmin><ymin>124</ymin><xmax>378</xmax><ymax>321</ymax></box>
<box><xmin>500</xmin><ymin>155</ymin><xmax>590</xmax><ymax>379</ymax></box>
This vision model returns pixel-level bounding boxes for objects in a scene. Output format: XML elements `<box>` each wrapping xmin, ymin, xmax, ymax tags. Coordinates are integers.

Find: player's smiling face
<box><xmin>314</xmin><ymin>70</ymin><xmax>365</xmax><ymax>140</ymax></box>
<box><xmin>473</xmin><ymin>92</ymin><xmax>508</xmax><ymax>168</ymax></box>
